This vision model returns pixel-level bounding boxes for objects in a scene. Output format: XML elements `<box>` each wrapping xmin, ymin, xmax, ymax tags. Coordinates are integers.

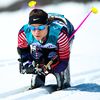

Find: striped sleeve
<box><xmin>18</xmin><ymin>30</ymin><xmax>28</xmax><ymax>48</ymax></box>
<box><xmin>57</xmin><ymin>31</ymin><xmax>70</xmax><ymax>60</ymax></box>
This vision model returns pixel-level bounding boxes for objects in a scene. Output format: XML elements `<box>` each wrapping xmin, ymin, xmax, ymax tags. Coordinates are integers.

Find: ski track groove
<box><xmin>0</xmin><ymin>86</ymin><xmax>30</xmax><ymax>99</ymax></box>
<box><xmin>2</xmin><ymin>88</ymin><xmax>49</xmax><ymax>100</ymax></box>
<box><xmin>0</xmin><ymin>59</ymin><xmax>18</xmax><ymax>67</ymax></box>
<box><xmin>0</xmin><ymin>59</ymin><xmax>100</xmax><ymax>99</ymax></box>
<box><xmin>71</xmin><ymin>68</ymin><xmax>100</xmax><ymax>77</ymax></box>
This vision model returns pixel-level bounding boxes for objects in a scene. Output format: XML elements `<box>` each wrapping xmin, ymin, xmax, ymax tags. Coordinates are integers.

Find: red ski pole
<box><xmin>68</xmin><ymin>7</ymin><xmax>98</xmax><ymax>41</ymax></box>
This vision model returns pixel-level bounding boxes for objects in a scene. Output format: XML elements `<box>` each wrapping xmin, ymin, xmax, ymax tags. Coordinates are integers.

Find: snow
<box><xmin>0</xmin><ymin>1</ymin><xmax>100</xmax><ymax>100</ymax></box>
<box><xmin>0</xmin><ymin>0</ymin><xmax>18</xmax><ymax>7</ymax></box>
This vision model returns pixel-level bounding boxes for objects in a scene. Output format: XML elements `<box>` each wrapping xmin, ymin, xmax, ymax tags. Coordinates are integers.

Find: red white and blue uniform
<box><xmin>18</xmin><ymin>20</ymin><xmax>72</xmax><ymax>73</ymax></box>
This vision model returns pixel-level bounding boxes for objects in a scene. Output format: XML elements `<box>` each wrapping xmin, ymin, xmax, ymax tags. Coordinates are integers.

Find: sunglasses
<box><xmin>29</xmin><ymin>25</ymin><xmax>46</xmax><ymax>31</ymax></box>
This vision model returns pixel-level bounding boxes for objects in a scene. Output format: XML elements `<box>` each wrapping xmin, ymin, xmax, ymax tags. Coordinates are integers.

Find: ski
<box><xmin>27</xmin><ymin>84</ymin><xmax>75</xmax><ymax>94</ymax></box>
<box><xmin>27</xmin><ymin>84</ymin><xmax>58</xmax><ymax>93</ymax></box>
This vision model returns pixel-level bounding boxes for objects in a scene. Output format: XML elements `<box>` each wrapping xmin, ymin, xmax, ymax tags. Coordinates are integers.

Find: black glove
<box><xmin>19</xmin><ymin>60</ymin><xmax>45</xmax><ymax>75</ymax></box>
<box><xmin>19</xmin><ymin>61</ymin><xmax>34</xmax><ymax>74</ymax></box>
<box><xmin>24</xmin><ymin>63</ymin><xmax>35</xmax><ymax>74</ymax></box>
<box><xmin>19</xmin><ymin>62</ymin><xmax>25</xmax><ymax>74</ymax></box>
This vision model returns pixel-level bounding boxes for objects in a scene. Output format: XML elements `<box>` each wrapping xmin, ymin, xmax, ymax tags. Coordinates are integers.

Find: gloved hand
<box><xmin>19</xmin><ymin>60</ymin><xmax>45</xmax><ymax>75</ymax></box>
<box><xmin>19</xmin><ymin>62</ymin><xmax>26</xmax><ymax>74</ymax></box>
<box><xmin>34</xmin><ymin>67</ymin><xmax>45</xmax><ymax>75</ymax></box>
<box><xmin>20</xmin><ymin>61</ymin><xmax>34</xmax><ymax>74</ymax></box>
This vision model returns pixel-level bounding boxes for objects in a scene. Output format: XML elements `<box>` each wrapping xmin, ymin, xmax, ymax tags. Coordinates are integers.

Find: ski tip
<box><xmin>91</xmin><ymin>7</ymin><xmax>98</xmax><ymax>14</ymax></box>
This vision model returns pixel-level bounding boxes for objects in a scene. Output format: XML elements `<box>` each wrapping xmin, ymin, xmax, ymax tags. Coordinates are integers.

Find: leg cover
<box><xmin>63</xmin><ymin>64</ymin><xmax>71</xmax><ymax>88</ymax></box>
<box><xmin>54</xmin><ymin>72</ymin><xmax>64</xmax><ymax>90</ymax></box>
<box><xmin>31</xmin><ymin>74</ymin><xmax>45</xmax><ymax>88</ymax></box>
<box><xmin>54</xmin><ymin>64</ymin><xmax>71</xmax><ymax>90</ymax></box>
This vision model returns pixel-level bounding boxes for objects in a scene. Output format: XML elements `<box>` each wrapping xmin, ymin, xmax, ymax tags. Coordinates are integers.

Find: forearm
<box><xmin>17</xmin><ymin>46</ymin><xmax>33</xmax><ymax>62</ymax></box>
<box><xmin>53</xmin><ymin>59</ymin><xmax>69</xmax><ymax>73</ymax></box>
<box><xmin>57</xmin><ymin>31</ymin><xmax>70</xmax><ymax>60</ymax></box>
<box><xmin>17</xmin><ymin>28</ymin><xmax>32</xmax><ymax>62</ymax></box>
<box><xmin>52</xmin><ymin>30</ymin><xmax>70</xmax><ymax>73</ymax></box>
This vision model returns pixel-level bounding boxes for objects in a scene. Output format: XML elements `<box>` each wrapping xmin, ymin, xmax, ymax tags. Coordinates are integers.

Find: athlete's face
<box><xmin>30</xmin><ymin>24</ymin><xmax>48</xmax><ymax>41</ymax></box>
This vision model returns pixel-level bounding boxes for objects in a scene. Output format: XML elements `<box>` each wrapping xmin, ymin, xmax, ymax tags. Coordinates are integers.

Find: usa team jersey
<box><xmin>18</xmin><ymin>29</ymin><xmax>70</xmax><ymax>60</ymax></box>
